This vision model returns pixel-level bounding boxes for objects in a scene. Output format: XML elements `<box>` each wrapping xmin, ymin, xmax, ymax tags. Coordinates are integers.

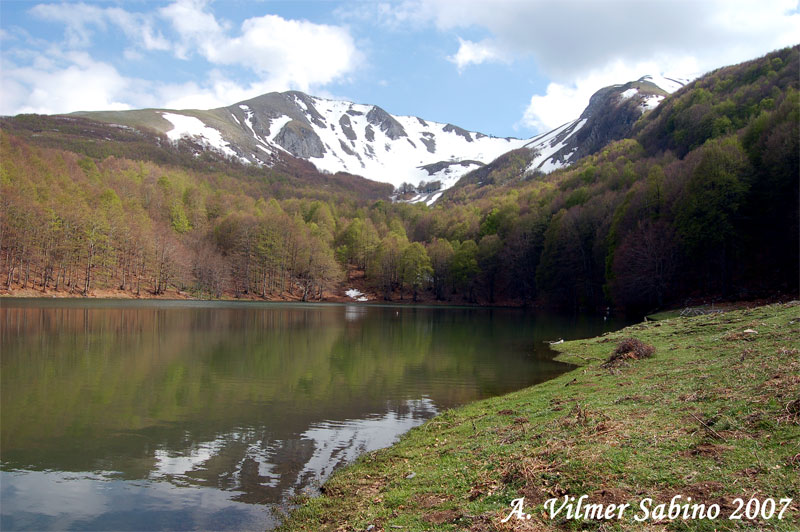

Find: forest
<box><xmin>1</xmin><ymin>46</ymin><xmax>797</xmax><ymax>313</ymax></box>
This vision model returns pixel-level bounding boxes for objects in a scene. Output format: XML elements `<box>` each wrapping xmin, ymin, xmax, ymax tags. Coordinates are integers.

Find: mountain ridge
<box><xmin>66</xmin><ymin>76</ymin><xmax>684</xmax><ymax>202</ymax></box>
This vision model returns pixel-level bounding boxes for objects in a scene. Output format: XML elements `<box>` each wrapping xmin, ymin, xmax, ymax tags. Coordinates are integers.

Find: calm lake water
<box><xmin>0</xmin><ymin>299</ymin><xmax>626</xmax><ymax>530</ymax></box>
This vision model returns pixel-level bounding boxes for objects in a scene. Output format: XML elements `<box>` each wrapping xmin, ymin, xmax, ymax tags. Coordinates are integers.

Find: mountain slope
<box><xmin>74</xmin><ymin>92</ymin><xmax>527</xmax><ymax>192</ymax></box>
<box><xmin>68</xmin><ymin>77</ymin><xmax>683</xmax><ymax>201</ymax></box>
<box><xmin>0</xmin><ymin>113</ymin><xmax>394</xmax><ymax>202</ymax></box>
<box><xmin>449</xmin><ymin>76</ymin><xmax>684</xmax><ymax>192</ymax></box>
<box><xmin>525</xmin><ymin>76</ymin><xmax>683</xmax><ymax>172</ymax></box>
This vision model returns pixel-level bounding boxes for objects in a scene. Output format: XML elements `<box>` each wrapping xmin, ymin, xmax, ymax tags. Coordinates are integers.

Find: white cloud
<box><xmin>159</xmin><ymin>1</ymin><xmax>361</xmax><ymax>92</ymax></box>
<box><xmin>1</xmin><ymin>0</ymin><xmax>362</xmax><ymax>115</ymax></box>
<box><xmin>158</xmin><ymin>0</ymin><xmax>226</xmax><ymax>59</ymax></box>
<box><xmin>520</xmin><ymin>57</ymin><xmax>700</xmax><ymax>132</ymax></box>
<box><xmin>372</xmin><ymin>0</ymin><xmax>800</xmax><ymax>132</ymax></box>
<box><xmin>30</xmin><ymin>2</ymin><xmax>170</xmax><ymax>50</ymax></box>
<box><xmin>448</xmin><ymin>38</ymin><xmax>508</xmax><ymax>71</ymax></box>
<box><xmin>156</xmin><ymin>74</ymin><xmax>286</xmax><ymax>110</ymax></box>
<box><xmin>1</xmin><ymin>51</ymin><xmax>135</xmax><ymax>115</ymax></box>
<box><xmin>334</xmin><ymin>1</ymin><xmax>437</xmax><ymax>30</ymax></box>
<box><xmin>396</xmin><ymin>0</ymin><xmax>800</xmax><ymax>79</ymax></box>
<box><xmin>0</xmin><ymin>49</ymin><xmax>296</xmax><ymax>115</ymax></box>
<box><xmin>219</xmin><ymin>15</ymin><xmax>360</xmax><ymax>90</ymax></box>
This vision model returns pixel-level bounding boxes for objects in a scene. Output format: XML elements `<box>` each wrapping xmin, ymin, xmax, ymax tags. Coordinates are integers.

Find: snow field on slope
<box><xmin>303</xmin><ymin>96</ymin><xmax>527</xmax><ymax>189</ymax></box>
<box><xmin>524</xmin><ymin>118</ymin><xmax>587</xmax><ymax>174</ymax></box>
<box><xmin>162</xmin><ymin>113</ymin><xmax>237</xmax><ymax>158</ymax></box>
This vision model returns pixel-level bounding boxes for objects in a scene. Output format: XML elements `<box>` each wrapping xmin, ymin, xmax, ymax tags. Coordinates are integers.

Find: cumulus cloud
<box><xmin>158</xmin><ymin>0</ymin><xmax>360</xmax><ymax>91</ymax></box>
<box><xmin>2</xmin><ymin>0</ymin><xmax>361</xmax><ymax>115</ymax></box>
<box><xmin>391</xmin><ymin>0</ymin><xmax>799</xmax><ymax>79</ymax></box>
<box><xmin>158</xmin><ymin>0</ymin><xmax>226</xmax><ymax>59</ymax></box>
<box><xmin>371</xmin><ymin>0</ymin><xmax>800</xmax><ymax>132</ymax></box>
<box><xmin>1</xmin><ymin>51</ymin><xmax>135</xmax><ymax>115</ymax></box>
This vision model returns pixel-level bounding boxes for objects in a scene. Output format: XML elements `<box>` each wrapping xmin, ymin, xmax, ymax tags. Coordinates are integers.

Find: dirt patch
<box><xmin>613</xmin><ymin>394</ymin><xmax>645</xmax><ymax>404</ymax></box>
<box><xmin>466</xmin><ymin>513</ymin><xmax>498</xmax><ymax>532</ymax></box>
<box><xmin>467</xmin><ymin>480</ymin><xmax>501</xmax><ymax>502</ymax></box>
<box><xmin>722</xmin><ymin>330</ymin><xmax>759</xmax><ymax>341</ymax></box>
<box><xmin>662</xmin><ymin>481</ymin><xmax>718</xmax><ymax>500</ymax></box>
<box><xmin>661</xmin><ymin>481</ymin><xmax>739</xmax><ymax>515</ymax></box>
<box><xmin>414</xmin><ymin>493</ymin><xmax>452</xmax><ymax>509</ymax></box>
<box><xmin>589</xmin><ymin>487</ymin><xmax>632</xmax><ymax>507</ymax></box>
<box><xmin>681</xmin><ymin>442</ymin><xmax>732</xmax><ymax>458</ymax></box>
<box><xmin>494</xmin><ymin>510</ymin><xmax>550</xmax><ymax>532</ymax></box>
<box><xmin>424</xmin><ymin>509</ymin><xmax>460</xmax><ymax>525</ymax></box>
<box><xmin>322</xmin><ymin>474</ymin><xmax>387</xmax><ymax>500</ymax></box>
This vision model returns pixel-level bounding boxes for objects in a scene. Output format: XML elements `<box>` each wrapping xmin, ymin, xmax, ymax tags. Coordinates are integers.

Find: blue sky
<box><xmin>2</xmin><ymin>0</ymin><xmax>798</xmax><ymax>137</ymax></box>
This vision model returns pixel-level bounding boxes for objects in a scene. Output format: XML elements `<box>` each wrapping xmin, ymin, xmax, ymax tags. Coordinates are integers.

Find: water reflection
<box><xmin>1</xmin><ymin>470</ymin><xmax>273</xmax><ymax>531</ymax></box>
<box><xmin>0</xmin><ymin>300</ymin><xmax>625</xmax><ymax>530</ymax></box>
<box><xmin>343</xmin><ymin>304</ymin><xmax>368</xmax><ymax>322</ymax></box>
<box><xmin>294</xmin><ymin>398</ymin><xmax>437</xmax><ymax>494</ymax></box>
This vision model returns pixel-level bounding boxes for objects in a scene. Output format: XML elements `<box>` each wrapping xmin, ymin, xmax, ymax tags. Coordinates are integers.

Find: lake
<box><xmin>0</xmin><ymin>299</ymin><xmax>626</xmax><ymax>530</ymax></box>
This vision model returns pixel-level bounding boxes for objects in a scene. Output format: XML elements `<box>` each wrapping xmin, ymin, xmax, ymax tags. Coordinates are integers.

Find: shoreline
<box><xmin>0</xmin><ymin>286</ymin><xmax>537</xmax><ymax>310</ymax></box>
<box><xmin>278</xmin><ymin>301</ymin><xmax>800</xmax><ymax>530</ymax></box>
<box><xmin>2</xmin><ymin>287</ymin><xmax>789</xmax><ymax>314</ymax></box>
<box><xmin>0</xmin><ymin>294</ymin><xmax>531</xmax><ymax>312</ymax></box>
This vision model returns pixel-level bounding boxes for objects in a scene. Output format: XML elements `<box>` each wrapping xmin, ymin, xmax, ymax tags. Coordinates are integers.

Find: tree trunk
<box><xmin>83</xmin><ymin>242</ymin><xmax>94</xmax><ymax>296</ymax></box>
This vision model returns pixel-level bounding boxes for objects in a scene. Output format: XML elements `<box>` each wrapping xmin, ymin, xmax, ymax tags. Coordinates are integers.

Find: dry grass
<box><xmin>602</xmin><ymin>337</ymin><xmax>656</xmax><ymax>367</ymax></box>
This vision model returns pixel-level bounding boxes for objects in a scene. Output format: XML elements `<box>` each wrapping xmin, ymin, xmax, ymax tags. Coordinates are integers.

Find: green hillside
<box><xmin>1</xmin><ymin>47</ymin><xmax>797</xmax><ymax>311</ymax></box>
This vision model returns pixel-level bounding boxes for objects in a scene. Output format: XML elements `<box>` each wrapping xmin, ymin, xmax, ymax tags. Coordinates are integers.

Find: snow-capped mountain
<box><xmin>74</xmin><ymin>75</ymin><xmax>685</xmax><ymax>204</ymax></box>
<box><xmin>76</xmin><ymin>92</ymin><xmax>526</xmax><ymax>198</ymax></box>
<box><xmin>518</xmin><ymin>75</ymin><xmax>687</xmax><ymax>175</ymax></box>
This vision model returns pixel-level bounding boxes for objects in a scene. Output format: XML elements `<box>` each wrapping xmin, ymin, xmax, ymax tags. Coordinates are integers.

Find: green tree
<box><xmin>401</xmin><ymin>242</ymin><xmax>432</xmax><ymax>301</ymax></box>
<box><xmin>369</xmin><ymin>233</ymin><xmax>408</xmax><ymax>300</ymax></box>
<box><xmin>477</xmin><ymin>234</ymin><xmax>503</xmax><ymax>303</ymax></box>
<box><xmin>450</xmin><ymin>240</ymin><xmax>479</xmax><ymax>302</ymax></box>
<box><xmin>674</xmin><ymin>136</ymin><xmax>749</xmax><ymax>294</ymax></box>
<box><xmin>427</xmin><ymin>238</ymin><xmax>454</xmax><ymax>300</ymax></box>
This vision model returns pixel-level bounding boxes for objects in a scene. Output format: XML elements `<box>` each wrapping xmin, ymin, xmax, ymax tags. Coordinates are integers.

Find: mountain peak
<box><xmin>66</xmin><ymin>75</ymin><xmax>681</xmax><ymax>203</ymax></box>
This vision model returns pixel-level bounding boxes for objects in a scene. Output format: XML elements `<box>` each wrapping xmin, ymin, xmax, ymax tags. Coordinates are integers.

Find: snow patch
<box><xmin>641</xmin><ymin>74</ymin><xmax>688</xmax><ymax>93</ymax></box>
<box><xmin>161</xmin><ymin>113</ymin><xmax>238</xmax><ymax>159</ymax></box>
<box><xmin>345</xmin><ymin>288</ymin><xmax>368</xmax><ymax>302</ymax></box>
<box><xmin>294</xmin><ymin>95</ymin><xmax>309</xmax><ymax>113</ymax></box>
<box><xmin>524</xmin><ymin>118</ymin><xmax>586</xmax><ymax>174</ymax></box>
<box><xmin>641</xmin><ymin>95</ymin><xmax>664</xmax><ymax>111</ymax></box>
<box><xmin>620</xmin><ymin>88</ymin><xmax>638</xmax><ymax>100</ymax></box>
<box><xmin>299</xmin><ymin>95</ymin><xmax>528</xmax><ymax>190</ymax></box>
<box><xmin>426</xmin><ymin>192</ymin><xmax>443</xmax><ymax>206</ymax></box>
<box><xmin>268</xmin><ymin>115</ymin><xmax>293</xmax><ymax>142</ymax></box>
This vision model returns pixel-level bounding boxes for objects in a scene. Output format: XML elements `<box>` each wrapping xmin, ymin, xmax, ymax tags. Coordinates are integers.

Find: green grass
<box><xmin>279</xmin><ymin>302</ymin><xmax>800</xmax><ymax>531</ymax></box>
<box><xmin>646</xmin><ymin>305</ymin><xmax>726</xmax><ymax>321</ymax></box>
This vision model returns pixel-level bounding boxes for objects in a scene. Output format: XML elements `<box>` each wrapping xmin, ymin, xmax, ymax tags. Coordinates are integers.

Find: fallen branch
<box><xmin>690</xmin><ymin>413</ymin><xmax>724</xmax><ymax>440</ymax></box>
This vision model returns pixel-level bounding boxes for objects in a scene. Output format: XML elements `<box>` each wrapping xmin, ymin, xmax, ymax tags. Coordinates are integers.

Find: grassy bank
<box><xmin>279</xmin><ymin>302</ymin><xmax>799</xmax><ymax>531</ymax></box>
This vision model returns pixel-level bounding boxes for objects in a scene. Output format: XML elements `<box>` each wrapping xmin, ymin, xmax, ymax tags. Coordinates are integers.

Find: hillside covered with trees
<box><xmin>1</xmin><ymin>46</ymin><xmax>797</xmax><ymax>313</ymax></box>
